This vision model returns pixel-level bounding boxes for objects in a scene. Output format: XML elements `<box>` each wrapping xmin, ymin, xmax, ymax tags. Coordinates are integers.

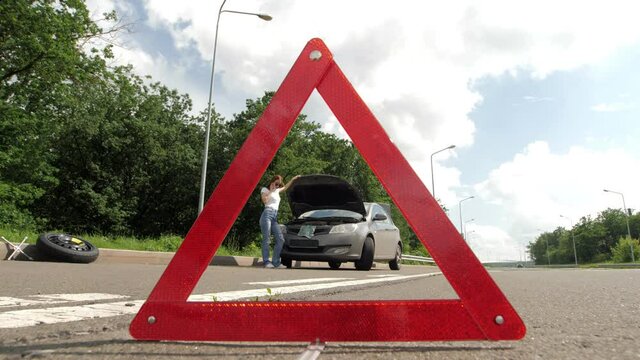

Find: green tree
<box><xmin>530</xmin><ymin>227</ymin><xmax>569</xmax><ymax>264</ymax></box>
<box><xmin>597</xmin><ymin>208</ymin><xmax>629</xmax><ymax>252</ymax></box>
<box><xmin>36</xmin><ymin>65</ymin><xmax>200</xmax><ymax>235</ymax></box>
<box><xmin>573</xmin><ymin>215</ymin><xmax>608</xmax><ymax>262</ymax></box>
<box><xmin>0</xmin><ymin>0</ymin><xmax>121</xmax><ymax>228</ymax></box>
<box><xmin>529</xmin><ymin>234</ymin><xmax>549</xmax><ymax>265</ymax></box>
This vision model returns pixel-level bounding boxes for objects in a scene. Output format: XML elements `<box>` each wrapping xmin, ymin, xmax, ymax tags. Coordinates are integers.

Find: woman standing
<box><xmin>260</xmin><ymin>174</ymin><xmax>299</xmax><ymax>268</ymax></box>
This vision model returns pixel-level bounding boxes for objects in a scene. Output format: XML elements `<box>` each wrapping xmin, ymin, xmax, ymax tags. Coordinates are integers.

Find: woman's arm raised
<box><xmin>281</xmin><ymin>175</ymin><xmax>301</xmax><ymax>192</ymax></box>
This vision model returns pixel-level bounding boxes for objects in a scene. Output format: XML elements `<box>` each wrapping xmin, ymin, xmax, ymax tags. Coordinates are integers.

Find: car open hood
<box><xmin>286</xmin><ymin>175</ymin><xmax>366</xmax><ymax>218</ymax></box>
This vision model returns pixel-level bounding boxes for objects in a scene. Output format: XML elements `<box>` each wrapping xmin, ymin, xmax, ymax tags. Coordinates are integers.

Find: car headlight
<box><xmin>329</xmin><ymin>223</ymin><xmax>357</xmax><ymax>234</ymax></box>
<box><xmin>279</xmin><ymin>224</ymin><xmax>287</xmax><ymax>234</ymax></box>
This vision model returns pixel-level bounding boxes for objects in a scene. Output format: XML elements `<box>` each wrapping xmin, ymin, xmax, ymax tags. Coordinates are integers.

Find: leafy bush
<box><xmin>0</xmin><ymin>202</ymin><xmax>37</xmax><ymax>230</ymax></box>
<box><xmin>611</xmin><ymin>237</ymin><xmax>640</xmax><ymax>263</ymax></box>
<box><xmin>591</xmin><ymin>253</ymin><xmax>610</xmax><ymax>263</ymax></box>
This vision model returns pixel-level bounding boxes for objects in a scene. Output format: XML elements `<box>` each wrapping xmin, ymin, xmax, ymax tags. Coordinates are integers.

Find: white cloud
<box><xmin>319</xmin><ymin>114</ymin><xmax>349</xmax><ymax>141</ymax></box>
<box><xmin>466</xmin><ymin>224</ymin><xmax>528</xmax><ymax>262</ymax></box>
<box><xmin>523</xmin><ymin>95</ymin><xmax>554</xmax><ymax>103</ymax></box>
<box><xmin>83</xmin><ymin>0</ymin><xmax>210</xmax><ymax>113</ymax></box>
<box><xmin>121</xmin><ymin>0</ymin><xmax>640</xmax><ymax>168</ymax></box>
<box><xmin>85</xmin><ymin>0</ymin><xmax>117</xmax><ymax>19</ymax></box>
<box><xmin>110</xmin><ymin>46</ymin><xmax>204</xmax><ymax>108</ymax></box>
<box><xmin>472</xmin><ymin>141</ymin><xmax>640</xmax><ymax>260</ymax></box>
<box><xmin>591</xmin><ymin>102</ymin><xmax>632</xmax><ymax>112</ymax></box>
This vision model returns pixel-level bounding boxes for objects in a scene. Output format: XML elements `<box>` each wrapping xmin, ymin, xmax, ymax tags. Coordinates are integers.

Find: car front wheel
<box><xmin>355</xmin><ymin>237</ymin><xmax>374</xmax><ymax>271</ymax></box>
<box><xmin>281</xmin><ymin>257</ymin><xmax>292</xmax><ymax>269</ymax></box>
<box><xmin>328</xmin><ymin>261</ymin><xmax>341</xmax><ymax>270</ymax></box>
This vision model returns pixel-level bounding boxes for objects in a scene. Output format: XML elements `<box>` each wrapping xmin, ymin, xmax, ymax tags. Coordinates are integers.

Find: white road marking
<box><xmin>0</xmin><ymin>301</ymin><xmax>144</xmax><ymax>328</ymax></box>
<box><xmin>34</xmin><ymin>293</ymin><xmax>128</xmax><ymax>302</ymax></box>
<box><xmin>297</xmin><ymin>341</ymin><xmax>325</xmax><ymax>360</ymax></box>
<box><xmin>0</xmin><ymin>293</ymin><xmax>128</xmax><ymax>308</ymax></box>
<box><xmin>0</xmin><ymin>272</ymin><xmax>442</xmax><ymax>329</ymax></box>
<box><xmin>245</xmin><ymin>278</ymin><xmax>354</xmax><ymax>286</ymax></box>
<box><xmin>189</xmin><ymin>273</ymin><xmax>440</xmax><ymax>301</ymax></box>
<box><xmin>367</xmin><ymin>274</ymin><xmax>403</xmax><ymax>278</ymax></box>
<box><xmin>0</xmin><ymin>297</ymin><xmax>52</xmax><ymax>308</ymax></box>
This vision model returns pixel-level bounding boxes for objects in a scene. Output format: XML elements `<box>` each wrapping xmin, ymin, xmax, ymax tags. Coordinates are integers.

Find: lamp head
<box><xmin>258</xmin><ymin>14</ymin><xmax>272</xmax><ymax>21</ymax></box>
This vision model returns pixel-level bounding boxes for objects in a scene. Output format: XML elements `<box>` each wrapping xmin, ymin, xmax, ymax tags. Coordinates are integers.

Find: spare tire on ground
<box><xmin>36</xmin><ymin>233</ymin><xmax>99</xmax><ymax>263</ymax></box>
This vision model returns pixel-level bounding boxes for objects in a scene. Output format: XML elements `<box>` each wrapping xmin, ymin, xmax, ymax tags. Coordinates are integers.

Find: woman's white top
<box><xmin>261</xmin><ymin>187</ymin><xmax>282</xmax><ymax>210</ymax></box>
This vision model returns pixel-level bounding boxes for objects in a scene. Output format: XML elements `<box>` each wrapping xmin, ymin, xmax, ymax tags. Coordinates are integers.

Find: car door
<box><xmin>368</xmin><ymin>206</ymin><xmax>384</xmax><ymax>258</ymax></box>
<box><xmin>370</xmin><ymin>204</ymin><xmax>394</xmax><ymax>258</ymax></box>
<box><xmin>383</xmin><ymin>212</ymin><xmax>401</xmax><ymax>258</ymax></box>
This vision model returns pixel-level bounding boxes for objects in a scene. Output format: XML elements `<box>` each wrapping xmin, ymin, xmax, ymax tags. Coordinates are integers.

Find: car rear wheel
<box><xmin>389</xmin><ymin>243</ymin><xmax>402</xmax><ymax>270</ymax></box>
<box><xmin>328</xmin><ymin>261</ymin><xmax>341</xmax><ymax>270</ymax></box>
<box><xmin>355</xmin><ymin>237</ymin><xmax>374</xmax><ymax>271</ymax></box>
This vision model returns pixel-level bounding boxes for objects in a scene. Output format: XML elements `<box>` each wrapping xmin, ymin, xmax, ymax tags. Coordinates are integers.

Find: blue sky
<box><xmin>459</xmin><ymin>45</ymin><xmax>640</xmax><ymax>183</ymax></box>
<box><xmin>88</xmin><ymin>0</ymin><xmax>640</xmax><ymax>261</ymax></box>
<box><xmin>454</xmin><ymin>45</ymin><xmax>640</xmax><ymax>258</ymax></box>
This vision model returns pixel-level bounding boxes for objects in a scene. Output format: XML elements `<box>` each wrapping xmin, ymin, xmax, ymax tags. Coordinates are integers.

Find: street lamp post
<box><xmin>464</xmin><ymin>218</ymin><xmax>475</xmax><ymax>240</ymax></box>
<box><xmin>560</xmin><ymin>215</ymin><xmax>578</xmax><ymax>266</ymax></box>
<box><xmin>603</xmin><ymin>189</ymin><xmax>635</xmax><ymax>262</ymax></box>
<box><xmin>537</xmin><ymin>228</ymin><xmax>550</xmax><ymax>265</ymax></box>
<box><xmin>198</xmin><ymin>1</ymin><xmax>273</xmax><ymax>214</ymax></box>
<box><xmin>430</xmin><ymin>145</ymin><xmax>455</xmax><ymax>200</ymax></box>
<box><xmin>458</xmin><ymin>196</ymin><xmax>474</xmax><ymax>240</ymax></box>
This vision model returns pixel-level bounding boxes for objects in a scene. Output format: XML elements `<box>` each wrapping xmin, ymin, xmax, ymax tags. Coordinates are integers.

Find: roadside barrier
<box><xmin>402</xmin><ymin>254</ymin><xmax>435</xmax><ymax>263</ymax></box>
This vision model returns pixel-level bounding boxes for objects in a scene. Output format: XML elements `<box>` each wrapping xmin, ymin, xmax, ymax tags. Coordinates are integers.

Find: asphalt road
<box><xmin>0</xmin><ymin>261</ymin><xmax>639</xmax><ymax>359</ymax></box>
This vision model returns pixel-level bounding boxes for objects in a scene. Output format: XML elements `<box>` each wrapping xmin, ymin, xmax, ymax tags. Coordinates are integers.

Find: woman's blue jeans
<box><xmin>259</xmin><ymin>207</ymin><xmax>284</xmax><ymax>266</ymax></box>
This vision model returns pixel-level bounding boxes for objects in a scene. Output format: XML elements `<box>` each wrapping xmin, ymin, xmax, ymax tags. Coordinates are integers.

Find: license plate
<box><xmin>290</xmin><ymin>239</ymin><xmax>319</xmax><ymax>248</ymax></box>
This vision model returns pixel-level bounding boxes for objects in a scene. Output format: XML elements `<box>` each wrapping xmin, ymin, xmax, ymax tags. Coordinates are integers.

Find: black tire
<box><xmin>36</xmin><ymin>233</ymin><xmax>99</xmax><ymax>264</ymax></box>
<box><xmin>355</xmin><ymin>237</ymin><xmax>374</xmax><ymax>271</ymax></box>
<box><xmin>328</xmin><ymin>261</ymin><xmax>342</xmax><ymax>270</ymax></box>
<box><xmin>389</xmin><ymin>243</ymin><xmax>402</xmax><ymax>270</ymax></box>
<box><xmin>281</xmin><ymin>257</ymin><xmax>292</xmax><ymax>269</ymax></box>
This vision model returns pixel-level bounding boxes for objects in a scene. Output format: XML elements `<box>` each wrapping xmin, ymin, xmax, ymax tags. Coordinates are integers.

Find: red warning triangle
<box><xmin>130</xmin><ymin>38</ymin><xmax>526</xmax><ymax>342</ymax></box>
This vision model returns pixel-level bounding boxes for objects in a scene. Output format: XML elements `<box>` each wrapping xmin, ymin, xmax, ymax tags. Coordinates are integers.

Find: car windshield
<box><xmin>299</xmin><ymin>209</ymin><xmax>363</xmax><ymax>221</ymax></box>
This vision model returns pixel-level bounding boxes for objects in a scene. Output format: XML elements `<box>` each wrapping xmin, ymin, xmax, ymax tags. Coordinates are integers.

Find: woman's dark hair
<box><xmin>269</xmin><ymin>175</ymin><xmax>284</xmax><ymax>187</ymax></box>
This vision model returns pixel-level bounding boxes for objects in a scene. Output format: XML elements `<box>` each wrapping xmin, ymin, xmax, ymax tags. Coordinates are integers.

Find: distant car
<box><xmin>279</xmin><ymin>174</ymin><xmax>402</xmax><ymax>271</ymax></box>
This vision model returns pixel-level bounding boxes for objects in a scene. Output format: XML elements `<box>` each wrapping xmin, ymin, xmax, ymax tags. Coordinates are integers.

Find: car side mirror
<box><xmin>373</xmin><ymin>213</ymin><xmax>387</xmax><ymax>221</ymax></box>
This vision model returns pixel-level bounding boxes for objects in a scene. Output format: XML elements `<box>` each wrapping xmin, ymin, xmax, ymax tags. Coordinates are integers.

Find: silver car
<box><xmin>280</xmin><ymin>175</ymin><xmax>402</xmax><ymax>270</ymax></box>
